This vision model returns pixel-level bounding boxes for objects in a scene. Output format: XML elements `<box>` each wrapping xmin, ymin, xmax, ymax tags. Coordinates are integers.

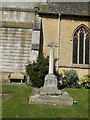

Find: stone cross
<box><xmin>48</xmin><ymin>42</ymin><xmax>57</xmax><ymax>74</ymax></box>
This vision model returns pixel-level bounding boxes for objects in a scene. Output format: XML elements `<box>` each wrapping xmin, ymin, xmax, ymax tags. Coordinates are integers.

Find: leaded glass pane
<box><xmin>85</xmin><ymin>34</ymin><xmax>89</xmax><ymax>64</ymax></box>
<box><xmin>73</xmin><ymin>33</ymin><xmax>78</xmax><ymax>63</ymax></box>
<box><xmin>79</xmin><ymin>29</ymin><xmax>84</xmax><ymax>64</ymax></box>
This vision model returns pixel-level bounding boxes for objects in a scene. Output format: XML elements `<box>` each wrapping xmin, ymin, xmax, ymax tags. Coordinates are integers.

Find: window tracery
<box><xmin>73</xmin><ymin>25</ymin><xmax>90</xmax><ymax>65</ymax></box>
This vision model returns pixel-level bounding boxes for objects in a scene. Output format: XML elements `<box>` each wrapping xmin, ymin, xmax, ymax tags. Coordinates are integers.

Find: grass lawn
<box><xmin>2</xmin><ymin>84</ymin><xmax>89</xmax><ymax>118</ymax></box>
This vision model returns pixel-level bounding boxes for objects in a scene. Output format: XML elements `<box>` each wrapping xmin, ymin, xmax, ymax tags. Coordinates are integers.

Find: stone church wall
<box><xmin>42</xmin><ymin>17</ymin><xmax>90</xmax><ymax>78</ymax></box>
<box><xmin>59</xmin><ymin>19</ymin><xmax>89</xmax><ymax>66</ymax></box>
<box><xmin>59</xmin><ymin>19</ymin><xmax>90</xmax><ymax>77</ymax></box>
<box><xmin>42</xmin><ymin>17</ymin><xmax>58</xmax><ymax>58</ymax></box>
<box><xmin>0</xmin><ymin>7</ymin><xmax>41</xmax><ymax>82</ymax></box>
<box><xmin>0</xmin><ymin>27</ymin><xmax>32</xmax><ymax>72</ymax></box>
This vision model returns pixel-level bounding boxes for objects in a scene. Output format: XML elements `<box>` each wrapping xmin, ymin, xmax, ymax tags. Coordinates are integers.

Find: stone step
<box><xmin>29</xmin><ymin>89</ymin><xmax>73</xmax><ymax>106</ymax></box>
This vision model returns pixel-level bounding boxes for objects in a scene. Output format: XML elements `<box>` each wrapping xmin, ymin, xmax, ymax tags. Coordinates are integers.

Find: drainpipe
<box><xmin>56</xmin><ymin>14</ymin><xmax>61</xmax><ymax>71</ymax></box>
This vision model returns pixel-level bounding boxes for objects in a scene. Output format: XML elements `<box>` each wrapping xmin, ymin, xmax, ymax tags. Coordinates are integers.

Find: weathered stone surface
<box><xmin>0</xmin><ymin>28</ymin><xmax>32</xmax><ymax>73</ymax></box>
<box><xmin>29</xmin><ymin>88</ymin><xmax>73</xmax><ymax>106</ymax></box>
<box><xmin>9</xmin><ymin>72</ymin><xmax>24</xmax><ymax>80</ymax></box>
<box><xmin>44</xmin><ymin>74</ymin><xmax>57</xmax><ymax>89</ymax></box>
<box><xmin>40</xmin><ymin>87</ymin><xmax>62</xmax><ymax>95</ymax></box>
<box><xmin>0</xmin><ymin>6</ymin><xmax>41</xmax><ymax>75</ymax></box>
<box><xmin>41</xmin><ymin>73</ymin><xmax>60</xmax><ymax>95</ymax></box>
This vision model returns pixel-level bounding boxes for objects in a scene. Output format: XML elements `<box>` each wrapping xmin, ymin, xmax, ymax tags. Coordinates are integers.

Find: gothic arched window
<box><xmin>85</xmin><ymin>34</ymin><xmax>89</xmax><ymax>64</ymax></box>
<box><xmin>73</xmin><ymin>25</ymin><xmax>90</xmax><ymax>64</ymax></box>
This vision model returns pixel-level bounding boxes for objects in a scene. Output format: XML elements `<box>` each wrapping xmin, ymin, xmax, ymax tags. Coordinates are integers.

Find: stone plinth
<box><xmin>29</xmin><ymin>88</ymin><xmax>73</xmax><ymax>106</ymax></box>
<box><xmin>44</xmin><ymin>74</ymin><xmax>57</xmax><ymax>89</ymax></box>
<box><xmin>29</xmin><ymin>74</ymin><xmax>73</xmax><ymax>106</ymax></box>
<box><xmin>41</xmin><ymin>74</ymin><xmax>61</xmax><ymax>95</ymax></box>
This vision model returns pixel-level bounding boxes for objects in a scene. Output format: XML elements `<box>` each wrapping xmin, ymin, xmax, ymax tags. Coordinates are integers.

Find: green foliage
<box><xmin>58</xmin><ymin>69</ymin><xmax>79</xmax><ymax>89</ymax></box>
<box><xmin>25</xmin><ymin>53</ymin><xmax>61</xmax><ymax>88</ymax></box>
<box><xmin>80</xmin><ymin>75</ymin><xmax>90</xmax><ymax>89</ymax></box>
<box><xmin>64</xmin><ymin>69</ymin><xmax>79</xmax><ymax>87</ymax></box>
<box><xmin>80</xmin><ymin>75</ymin><xmax>90</xmax><ymax>82</ymax></box>
<box><xmin>25</xmin><ymin>81</ymin><xmax>32</xmax><ymax>87</ymax></box>
<box><xmin>25</xmin><ymin>54</ymin><xmax>49</xmax><ymax>88</ymax></box>
<box><xmin>75</xmin><ymin>83</ymin><xmax>83</xmax><ymax>89</ymax></box>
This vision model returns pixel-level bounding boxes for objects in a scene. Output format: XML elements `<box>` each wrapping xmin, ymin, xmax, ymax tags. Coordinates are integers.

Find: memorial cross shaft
<box><xmin>48</xmin><ymin>42</ymin><xmax>57</xmax><ymax>74</ymax></box>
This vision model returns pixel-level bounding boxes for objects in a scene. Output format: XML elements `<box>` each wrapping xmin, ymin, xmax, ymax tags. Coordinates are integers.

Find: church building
<box><xmin>39</xmin><ymin>2</ymin><xmax>90</xmax><ymax>78</ymax></box>
<box><xmin>0</xmin><ymin>2</ymin><xmax>90</xmax><ymax>82</ymax></box>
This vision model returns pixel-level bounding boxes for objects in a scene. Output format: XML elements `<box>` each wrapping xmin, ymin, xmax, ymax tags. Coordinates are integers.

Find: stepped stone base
<box><xmin>29</xmin><ymin>88</ymin><xmax>73</xmax><ymax>106</ymax></box>
<box><xmin>40</xmin><ymin>87</ymin><xmax>62</xmax><ymax>95</ymax></box>
<box><xmin>29</xmin><ymin>74</ymin><xmax>73</xmax><ymax>106</ymax></box>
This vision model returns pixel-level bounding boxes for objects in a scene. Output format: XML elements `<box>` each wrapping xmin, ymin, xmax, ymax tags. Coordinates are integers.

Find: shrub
<box><xmin>84</xmin><ymin>82</ymin><xmax>90</xmax><ymax>89</ymax></box>
<box><xmin>64</xmin><ymin>69</ymin><xmax>79</xmax><ymax>87</ymax></box>
<box><xmin>80</xmin><ymin>75</ymin><xmax>90</xmax><ymax>83</ymax></box>
<box><xmin>80</xmin><ymin>75</ymin><xmax>90</xmax><ymax>89</ymax></box>
<box><xmin>25</xmin><ymin>54</ymin><xmax>49</xmax><ymax>88</ymax></box>
<box><xmin>25</xmin><ymin>53</ymin><xmax>62</xmax><ymax>88</ymax></box>
<box><xmin>57</xmin><ymin>73</ymin><xmax>65</xmax><ymax>89</ymax></box>
<box><xmin>58</xmin><ymin>69</ymin><xmax>79</xmax><ymax>89</ymax></box>
<box><xmin>25</xmin><ymin>81</ymin><xmax>32</xmax><ymax>87</ymax></box>
<box><xmin>75</xmin><ymin>83</ymin><xmax>83</xmax><ymax>89</ymax></box>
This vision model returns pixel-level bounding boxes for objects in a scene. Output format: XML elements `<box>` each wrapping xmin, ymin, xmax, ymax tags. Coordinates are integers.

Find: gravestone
<box><xmin>29</xmin><ymin>42</ymin><xmax>73</xmax><ymax>106</ymax></box>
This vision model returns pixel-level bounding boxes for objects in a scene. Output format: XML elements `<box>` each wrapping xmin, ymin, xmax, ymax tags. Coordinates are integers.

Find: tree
<box><xmin>25</xmin><ymin>54</ymin><xmax>49</xmax><ymax>88</ymax></box>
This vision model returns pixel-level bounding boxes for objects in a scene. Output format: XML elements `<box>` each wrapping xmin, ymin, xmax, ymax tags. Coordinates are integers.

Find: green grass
<box><xmin>2</xmin><ymin>85</ymin><xmax>89</xmax><ymax>118</ymax></box>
